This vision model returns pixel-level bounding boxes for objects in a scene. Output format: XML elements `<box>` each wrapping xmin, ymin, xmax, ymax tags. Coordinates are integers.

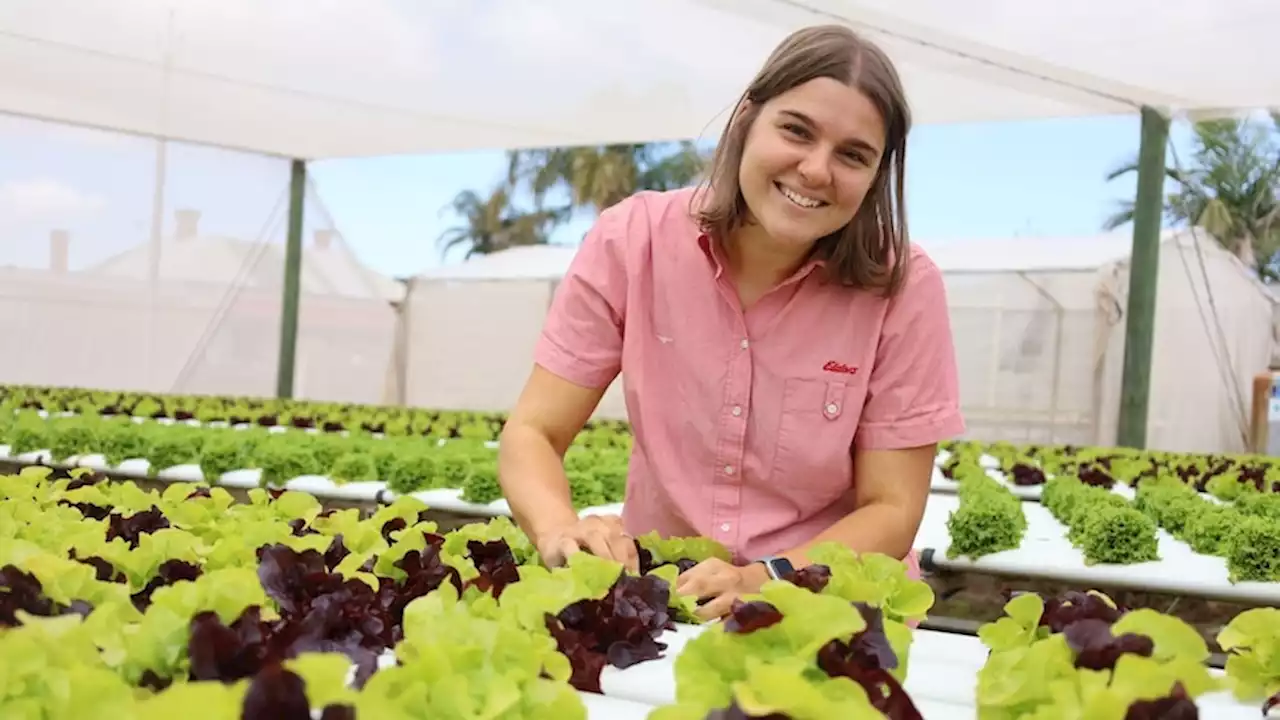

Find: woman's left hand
<box><xmin>675</xmin><ymin>558</ymin><xmax>770</xmax><ymax>621</ymax></box>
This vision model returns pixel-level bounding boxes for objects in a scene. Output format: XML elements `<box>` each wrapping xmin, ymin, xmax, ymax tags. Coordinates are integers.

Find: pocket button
<box><xmin>824</xmin><ymin>402</ymin><xmax>840</xmax><ymax>418</ymax></box>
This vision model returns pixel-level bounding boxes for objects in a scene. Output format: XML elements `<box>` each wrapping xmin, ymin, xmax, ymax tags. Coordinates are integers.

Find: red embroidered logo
<box><xmin>823</xmin><ymin>361</ymin><xmax>858</xmax><ymax>375</ymax></box>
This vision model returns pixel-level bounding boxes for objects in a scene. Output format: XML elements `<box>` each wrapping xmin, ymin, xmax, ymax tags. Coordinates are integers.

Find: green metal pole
<box><xmin>1116</xmin><ymin>106</ymin><xmax>1171</xmax><ymax>448</ymax></box>
<box><xmin>276</xmin><ymin>159</ymin><xmax>306</xmax><ymax>399</ymax></box>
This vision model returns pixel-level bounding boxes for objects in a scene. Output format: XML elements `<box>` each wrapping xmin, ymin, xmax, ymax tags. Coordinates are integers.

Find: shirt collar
<box><xmin>696</xmin><ymin>230</ymin><xmax>826</xmax><ymax>284</ymax></box>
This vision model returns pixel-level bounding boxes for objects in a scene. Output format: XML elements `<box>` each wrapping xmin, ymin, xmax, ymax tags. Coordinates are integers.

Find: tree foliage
<box><xmin>1105</xmin><ymin>114</ymin><xmax>1280</xmax><ymax>280</ymax></box>
<box><xmin>437</xmin><ymin>142</ymin><xmax>708</xmax><ymax>258</ymax></box>
<box><xmin>434</xmin><ymin>183</ymin><xmax>564</xmax><ymax>260</ymax></box>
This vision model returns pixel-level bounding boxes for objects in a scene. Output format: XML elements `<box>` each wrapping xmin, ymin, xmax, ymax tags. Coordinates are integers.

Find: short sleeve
<box><xmin>855</xmin><ymin>249</ymin><xmax>965</xmax><ymax>449</ymax></box>
<box><xmin>533</xmin><ymin>200</ymin><xmax>633</xmax><ymax>389</ymax></box>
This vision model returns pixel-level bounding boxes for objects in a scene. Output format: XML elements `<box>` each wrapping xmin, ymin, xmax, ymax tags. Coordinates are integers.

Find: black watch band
<box><xmin>757</xmin><ymin>556</ymin><xmax>794</xmax><ymax>581</ymax></box>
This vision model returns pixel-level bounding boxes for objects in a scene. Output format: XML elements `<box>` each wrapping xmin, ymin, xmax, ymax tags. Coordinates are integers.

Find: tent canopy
<box><xmin>2</xmin><ymin>0</ymin><xmax>1277</xmax><ymax>160</ymax></box>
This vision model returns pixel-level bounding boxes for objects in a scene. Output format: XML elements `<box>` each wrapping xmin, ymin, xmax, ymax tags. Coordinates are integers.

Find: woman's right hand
<box><xmin>498</xmin><ymin>366</ymin><xmax>637</xmax><ymax>573</ymax></box>
<box><xmin>535</xmin><ymin>513</ymin><xmax>639</xmax><ymax>573</ymax></box>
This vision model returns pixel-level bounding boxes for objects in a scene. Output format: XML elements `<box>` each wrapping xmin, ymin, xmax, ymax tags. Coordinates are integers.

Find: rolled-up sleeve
<box><xmin>533</xmin><ymin>200</ymin><xmax>633</xmax><ymax>389</ymax></box>
<box><xmin>855</xmin><ymin>249</ymin><xmax>966</xmax><ymax>449</ymax></box>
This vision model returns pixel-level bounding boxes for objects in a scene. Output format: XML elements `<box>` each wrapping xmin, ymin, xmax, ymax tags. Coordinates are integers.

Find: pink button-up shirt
<box><xmin>534</xmin><ymin>187</ymin><xmax>964</xmax><ymax>574</ymax></box>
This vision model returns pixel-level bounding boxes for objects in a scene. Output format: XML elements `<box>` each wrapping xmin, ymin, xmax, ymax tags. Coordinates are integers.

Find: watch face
<box><xmin>767</xmin><ymin>558</ymin><xmax>794</xmax><ymax>579</ymax></box>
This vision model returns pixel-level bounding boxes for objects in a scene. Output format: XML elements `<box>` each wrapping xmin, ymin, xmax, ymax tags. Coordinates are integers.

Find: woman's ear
<box><xmin>728</xmin><ymin>96</ymin><xmax>755</xmax><ymax>132</ymax></box>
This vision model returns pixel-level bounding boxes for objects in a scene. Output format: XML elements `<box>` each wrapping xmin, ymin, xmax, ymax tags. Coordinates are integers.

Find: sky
<box><xmin>0</xmin><ymin>110</ymin><xmax>1195</xmax><ymax>280</ymax></box>
<box><xmin>311</xmin><ymin>113</ymin><xmax>1194</xmax><ymax>277</ymax></box>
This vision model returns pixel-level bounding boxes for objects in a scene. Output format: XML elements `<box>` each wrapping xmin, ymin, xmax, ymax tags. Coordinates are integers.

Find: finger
<box><xmin>579</xmin><ymin>527</ymin><xmax>619</xmax><ymax>563</ymax></box>
<box><xmin>589</xmin><ymin>514</ymin><xmax>628</xmax><ymax>542</ymax></box>
<box><xmin>574</xmin><ymin>517</ymin><xmax>638</xmax><ymax>573</ymax></box>
<box><xmin>676</xmin><ymin>567</ymin><xmax>711</xmax><ymax>596</ymax></box>
<box><xmin>674</xmin><ymin>566</ymin><xmax>701</xmax><ymax>596</ymax></box>
<box><xmin>554</xmin><ymin>537</ymin><xmax>581</xmax><ymax>566</ymax></box>
<box><xmin>676</xmin><ymin>567</ymin><xmax>717</xmax><ymax>598</ymax></box>
<box><xmin>696</xmin><ymin>592</ymin><xmax>737</xmax><ymax>622</ymax></box>
<box><xmin>675</xmin><ymin>558</ymin><xmax>722</xmax><ymax>595</ymax></box>
<box><xmin>596</xmin><ymin>514</ymin><xmax>626</xmax><ymax>531</ymax></box>
<box><xmin>607</xmin><ymin>531</ymin><xmax>639</xmax><ymax>574</ymax></box>
<box><xmin>696</xmin><ymin>568</ymin><xmax>742</xmax><ymax>600</ymax></box>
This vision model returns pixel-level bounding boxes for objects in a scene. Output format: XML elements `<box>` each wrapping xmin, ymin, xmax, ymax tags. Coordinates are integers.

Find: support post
<box><xmin>276</xmin><ymin>159</ymin><xmax>306</xmax><ymax>399</ymax></box>
<box><xmin>147</xmin><ymin>139</ymin><xmax>167</xmax><ymax>389</ymax></box>
<box><xmin>1117</xmin><ymin>106</ymin><xmax>1171</xmax><ymax>448</ymax></box>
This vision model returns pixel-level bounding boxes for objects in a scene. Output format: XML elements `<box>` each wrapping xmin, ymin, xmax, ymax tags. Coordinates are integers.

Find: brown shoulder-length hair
<box><xmin>693</xmin><ymin>25</ymin><xmax>913</xmax><ymax>296</ymax></box>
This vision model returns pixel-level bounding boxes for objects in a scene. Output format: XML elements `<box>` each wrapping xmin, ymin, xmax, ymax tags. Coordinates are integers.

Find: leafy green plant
<box><xmin>945</xmin><ymin>460</ymin><xmax>1027</xmax><ymax>559</ymax></box>
<box><xmin>653</xmin><ymin>581</ymin><xmax>918</xmax><ymax>719</ymax></box>
<box><xmin>1216</xmin><ymin>607</ymin><xmax>1280</xmax><ymax>712</ymax></box>
<box><xmin>461</xmin><ymin>466</ymin><xmax>502</xmax><ymax>505</ymax></box>
<box><xmin>976</xmin><ymin>590</ymin><xmax>1219</xmax><ymax>717</ymax></box>
<box><xmin>1041</xmin><ymin>476</ymin><xmax>1159</xmax><ymax>565</ymax></box>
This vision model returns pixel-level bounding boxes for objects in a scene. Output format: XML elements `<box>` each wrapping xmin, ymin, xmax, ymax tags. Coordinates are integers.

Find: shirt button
<box><xmin>720</xmin><ymin>523</ymin><xmax>731</xmax><ymax>532</ymax></box>
<box><xmin>731</xmin><ymin>405</ymin><xmax>742</xmax><ymax>417</ymax></box>
<box><xmin>724</xmin><ymin>464</ymin><xmax>735</xmax><ymax>475</ymax></box>
<box><xmin>740</xmin><ymin>338</ymin><xmax>749</xmax><ymax>350</ymax></box>
<box><xmin>825</xmin><ymin>402</ymin><xmax>839</xmax><ymax>414</ymax></box>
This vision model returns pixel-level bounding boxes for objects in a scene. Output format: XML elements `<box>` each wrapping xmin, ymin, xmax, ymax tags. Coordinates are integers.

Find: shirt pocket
<box><xmin>769</xmin><ymin>375</ymin><xmax>868</xmax><ymax>507</ymax></box>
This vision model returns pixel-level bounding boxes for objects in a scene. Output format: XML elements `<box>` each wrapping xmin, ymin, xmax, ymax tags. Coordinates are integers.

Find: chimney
<box><xmin>314</xmin><ymin>229</ymin><xmax>334</xmax><ymax>251</ymax></box>
<box><xmin>175</xmin><ymin>209</ymin><xmax>200</xmax><ymax>241</ymax></box>
<box><xmin>49</xmin><ymin>229</ymin><xmax>69</xmax><ymax>273</ymax></box>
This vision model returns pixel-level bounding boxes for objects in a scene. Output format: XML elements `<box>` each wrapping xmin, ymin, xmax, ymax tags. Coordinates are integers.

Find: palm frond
<box><xmin>1102</xmin><ymin>202</ymin><xmax>1136</xmax><ymax>231</ymax></box>
<box><xmin>1104</xmin><ymin>115</ymin><xmax>1280</xmax><ymax>270</ymax></box>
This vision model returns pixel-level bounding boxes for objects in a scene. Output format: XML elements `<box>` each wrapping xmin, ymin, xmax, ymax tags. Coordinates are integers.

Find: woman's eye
<box><xmin>782</xmin><ymin>123</ymin><xmax>809</xmax><ymax>139</ymax></box>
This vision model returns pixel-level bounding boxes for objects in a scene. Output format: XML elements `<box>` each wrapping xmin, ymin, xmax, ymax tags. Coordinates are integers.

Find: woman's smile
<box><xmin>774</xmin><ymin>181</ymin><xmax>828</xmax><ymax>210</ymax></box>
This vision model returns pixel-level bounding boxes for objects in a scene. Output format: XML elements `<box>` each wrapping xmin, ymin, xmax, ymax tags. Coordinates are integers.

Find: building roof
<box><xmin>919</xmin><ymin>229</ymin><xmax>1204</xmax><ymax>273</ymax></box>
<box><xmin>86</xmin><ymin>234</ymin><xmax>403</xmax><ymax>303</ymax></box>
<box><xmin>416</xmin><ymin>244</ymin><xmax>581</xmax><ymax>281</ymax></box>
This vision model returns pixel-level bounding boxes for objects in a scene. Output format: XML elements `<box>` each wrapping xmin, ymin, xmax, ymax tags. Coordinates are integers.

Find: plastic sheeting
<box><xmin>389</xmin><ymin>229</ymin><xmax>1277</xmax><ymax>450</ymax></box>
<box><xmin>925</xmin><ymin>229</ymin><xmax>1276</xmax><ymax>452</ymax></box>
<box><xmin>390</xmin><ymin>250</ymin><xmax>628</xmax><ymax>416</ymax></box>
<box><xmin>0</xmin><ymin>114</ymin><xmax>401</xmax><ymax>402</ymax></box>
<box><xmin>2</xmin><ymin>0</ymin><xmax>1278</xmax><ymax>160</ymax></box>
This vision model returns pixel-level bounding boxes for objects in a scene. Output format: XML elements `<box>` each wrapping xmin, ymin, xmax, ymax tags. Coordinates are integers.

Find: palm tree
<box><xmin>505</xmin><ymin>141</ymin><xmax>709</xmax><ymax>217</ymax></box>
<box><xmin>1104</xmin><ymin>114</ymin><xmax>1280</xmax><ymax>279</ymax></box>
<box><xmin>435</xmin><ymin>183</ymin><xmax>564</xmax><ymax>259</ymax></box>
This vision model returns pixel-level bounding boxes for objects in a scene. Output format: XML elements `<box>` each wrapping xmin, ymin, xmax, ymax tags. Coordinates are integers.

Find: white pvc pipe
<box><xmin>0</xmin><ymin>445</ymin><xmax>621</xmax><ymax>518</ymax></box>
<box><xmin>919</xmin><ymin>493</ymin><xmax>1280</xmax><ymax>605</ymax></box>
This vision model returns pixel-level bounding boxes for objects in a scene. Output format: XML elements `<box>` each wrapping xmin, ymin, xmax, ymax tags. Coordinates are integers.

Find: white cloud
<box><xmin>0</xmin><ymin>178</ymin><xmax>107</xmax><ymax>219</ymax></box>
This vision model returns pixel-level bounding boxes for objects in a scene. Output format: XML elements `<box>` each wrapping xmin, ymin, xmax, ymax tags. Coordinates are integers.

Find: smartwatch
<box><xmin>756</xmin><ymin>556</ymin><xmax>794</xmax><ymax>581</ymax></box>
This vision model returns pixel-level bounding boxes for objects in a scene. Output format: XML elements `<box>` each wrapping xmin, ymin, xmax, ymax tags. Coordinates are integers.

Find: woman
<box><xmin>497</xmin><ymin>24</ymin><xmax>964</xmax><ymax>620</ymax></box>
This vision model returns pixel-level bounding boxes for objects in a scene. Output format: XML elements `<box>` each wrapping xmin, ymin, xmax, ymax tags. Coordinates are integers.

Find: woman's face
<box><xmin>737</xmin><ymin>77</ymin><xmax>886</xmax><ymax>251</ymax></box>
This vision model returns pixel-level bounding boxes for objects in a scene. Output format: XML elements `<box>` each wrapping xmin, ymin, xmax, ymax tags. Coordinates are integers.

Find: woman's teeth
<box><xmin>777</xmin><ymin>183</ymin><xmax>825</xmax><ymax>209</ymax></box>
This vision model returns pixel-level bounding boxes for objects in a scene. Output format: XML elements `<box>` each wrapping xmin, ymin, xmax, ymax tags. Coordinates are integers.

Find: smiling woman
<box><xmin>497</xmin><ymin>24</ymin><xmax>964</xmax><ymax>621</ymax></box>
<box><xmin>697</xmin><ymin>25</ymin><xmax>912</xmax><ymax>305</ymax></box>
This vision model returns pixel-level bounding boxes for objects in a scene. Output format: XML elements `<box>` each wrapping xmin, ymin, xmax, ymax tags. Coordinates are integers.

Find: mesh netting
<box><xmin>0</xmin><ymin>113</ymin><xmax>397</xmax><ymax>403</ymax></box>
